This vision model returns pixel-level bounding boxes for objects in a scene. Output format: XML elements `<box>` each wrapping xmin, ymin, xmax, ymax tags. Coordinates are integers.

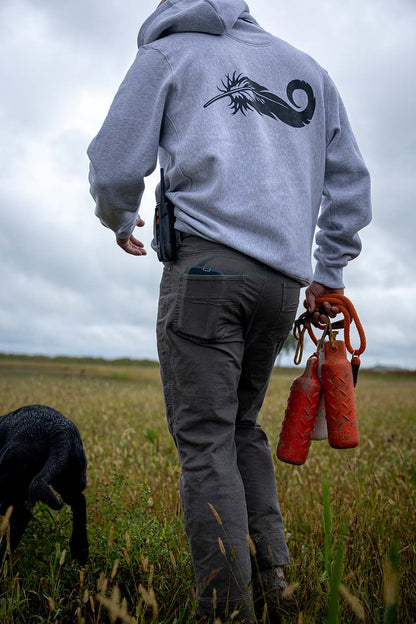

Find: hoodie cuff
<box><xmin>313</xmin><ymin>262</ymin><xmax>345</xmax><ymax>289</ymax></box>
<box><xmin>114</xmin><ymin>216</ymin><xmax>139</xmax><ymax>240</ymax></box>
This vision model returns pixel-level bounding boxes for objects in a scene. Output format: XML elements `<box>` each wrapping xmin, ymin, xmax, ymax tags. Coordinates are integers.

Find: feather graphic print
<box><xmin>204</xmin><ymin>72</ymin><xmax>316</xmax><ymax>127</ymax></box>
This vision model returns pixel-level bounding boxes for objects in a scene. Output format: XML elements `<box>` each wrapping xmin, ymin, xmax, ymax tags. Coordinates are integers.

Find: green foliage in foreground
<box><xmin>0</xmin><ymin>358</ymin><xmax>415</xmax><ymax>623</ymax></box>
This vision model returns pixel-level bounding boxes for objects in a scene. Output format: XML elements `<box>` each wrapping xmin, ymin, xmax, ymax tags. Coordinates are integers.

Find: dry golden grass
<box><xmin>0</xmin><ymin>357</ymin><xmax>415</xmax><ymax>623</ymax></box>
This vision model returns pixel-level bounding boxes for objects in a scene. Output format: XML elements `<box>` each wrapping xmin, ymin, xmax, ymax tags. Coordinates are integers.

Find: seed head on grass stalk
<box><xmin>0</xmin><ymin>505</ymin><xmax>13</xmax><ymax>560</ymax></box>
<box><xmin>97</xmin><ymin>591</ymin><xmax>137</xmax><ymax>624</ymax></box>
<box><xmin>76</xmin><ymin>605</ymin><xmax>84</xmax><ymax>624</ymax></box>
<box><xmin>339</xmin><ymin>584</ymin><xmax>365</xmax><ymax>621</ymax></box>
<box><xmin>0</xmin><ymin>505</ymin><xmax>13</xmax><ymax>533</ymax></box>
<box><xmin>111</xmin><ymin>558</ymin><xmax>119</xmax><ymax>580</ymax></box>
<box><xmin>246</xmin><ymin>535</ymin><xmax>257</xmax><ymax>557</ymax></box>
<box><xmin>282</xmin><ymin>582</ymin><xmax>300</xmax><ymax>600</ymax></box>
<box><xmin>97</xmin><ymin>571</ymin><xmax>108</xmax><ymax>594</ymax></box>
<box><xmin>139</xmin><ymin>583</ymin><xmax>159</xmax><ymax>621</ymax></box>
<box><xmin>218</xmin><ymin>537</ymin><xmax>227</xmax><ymax>557</ymax></box>
<box><xmin>208</xmin><ymin>503</ymin><xmax>223</xmax><ymax>526</ymax></box>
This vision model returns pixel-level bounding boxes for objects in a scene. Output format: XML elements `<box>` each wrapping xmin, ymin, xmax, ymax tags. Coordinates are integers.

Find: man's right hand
<box><xmin>304</xmin><ymin>281</ymin><xmax>344</xmax><ymax>325</ymax></box>
<box><xmin>116</xmin><ymin>218</ymin><xmax>147</xmax><ymax>256</ymax></box>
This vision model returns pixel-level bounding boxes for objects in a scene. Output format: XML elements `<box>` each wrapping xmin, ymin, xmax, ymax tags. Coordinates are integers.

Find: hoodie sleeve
<box><xmin>87</xmin><ymin>46</ymin><xmax>172</xmax><ymax>238</ymax></box>
<box><xmin>313</xmin><ymin>75</ymin><xmax>372</xmax><ymax>289</ymax></box>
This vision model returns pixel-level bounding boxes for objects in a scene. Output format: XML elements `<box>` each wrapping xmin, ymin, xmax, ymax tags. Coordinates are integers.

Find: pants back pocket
<box><xmin>173</xmin><ymin>274</ymin><xmax>245</xmax><ymax>342</ymax></box>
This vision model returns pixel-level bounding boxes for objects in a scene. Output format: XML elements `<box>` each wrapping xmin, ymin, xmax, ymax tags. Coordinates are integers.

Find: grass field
<box><xmin>0</xmin><ymin>356</ymin><xmax>415</xmax><ymax>623</ymax></box>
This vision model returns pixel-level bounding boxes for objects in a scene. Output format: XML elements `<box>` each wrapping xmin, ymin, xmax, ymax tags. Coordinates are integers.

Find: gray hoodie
<box><xmin>88</xmin><ymin>0</ymin><xmax>371</xmax><ymax>287</ymax></box>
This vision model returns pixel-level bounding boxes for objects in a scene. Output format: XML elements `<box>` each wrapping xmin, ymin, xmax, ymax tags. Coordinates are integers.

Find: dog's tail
<box><xmin>28</xmin><ymin>433</ymin><xmax>74</xmax><ymax>510</ymax></box>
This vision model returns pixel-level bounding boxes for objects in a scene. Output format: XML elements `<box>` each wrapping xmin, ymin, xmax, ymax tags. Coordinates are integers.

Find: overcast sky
<box><xmin>1</xmin><ymin>0</ymin><xmax>415</xmax><ymax>369</ymax></box>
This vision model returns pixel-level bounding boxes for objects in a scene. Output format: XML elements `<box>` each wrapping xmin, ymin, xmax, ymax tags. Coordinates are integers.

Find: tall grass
<box><xmin>0</xmin><ymin>358</ymin><xmax>415</xmax><ymax>623</ymax></box>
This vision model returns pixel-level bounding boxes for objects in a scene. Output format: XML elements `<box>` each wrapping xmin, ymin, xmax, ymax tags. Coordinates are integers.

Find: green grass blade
<box><xmin>383</xmin><ymin>538</ymin><xmax>400</xmax><ymax>624</ymax></box>
<box><xmin>322</xmin><ymin>480</ymin><xmax>332</xmax><ymax>580</ymax></box>
<box><xmin>326</xmin><ymin>523</ymin><xmax>347</xmax><ymax>624</ymax></box>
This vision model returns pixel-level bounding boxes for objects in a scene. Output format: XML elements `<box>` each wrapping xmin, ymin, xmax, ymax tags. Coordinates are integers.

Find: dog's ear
<box><xmin>28</xmin><ymin>477</ymin><xmax>63</xmax><ymax>510</ymax></box>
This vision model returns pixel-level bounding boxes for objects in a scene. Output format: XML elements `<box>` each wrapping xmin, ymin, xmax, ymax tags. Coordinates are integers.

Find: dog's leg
<box><xmin>9</xmin><ymin>505</ymin><xmax>33</xmax><ymax>552</ymax></box>
<box><xmin>0</xmin><ymin>504</ymin><xmax>33</xmax><ymax>560</ymax></box>
<box><xmin>57</xmin><ymin>468</ymin><xmax>88</xmax><ymax>566</ymax></box>
<box><xmin>1</xmin><ymin>457</ymin><xmax>33</xmax><ymax>560</ymax></box>
<box><xmin>68</xmin><ymin>493</ymin><xmax>88</xmax><ymax>565</ymax></box>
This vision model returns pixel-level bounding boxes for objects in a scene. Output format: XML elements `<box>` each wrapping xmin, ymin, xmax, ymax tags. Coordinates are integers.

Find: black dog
<box><xmin>0</xmin><ymin>405</ymin><xmax>88</xmax><ymax>565</ymax></box>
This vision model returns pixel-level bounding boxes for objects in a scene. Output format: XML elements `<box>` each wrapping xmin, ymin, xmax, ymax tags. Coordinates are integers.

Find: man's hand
<box><xmin>116</xmin><ymin>218</ymin><xmax>147</xmax><ymax>256</ymax></box>
<box><xmin>304</xmin><ymin>281</ymin><xmax>344</xmax><ymax>325</ymax></box>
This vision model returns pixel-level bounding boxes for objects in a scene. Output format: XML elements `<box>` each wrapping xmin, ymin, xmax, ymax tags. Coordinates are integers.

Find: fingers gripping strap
<box><xmin>294</xmin><ymin>295</ymin><xmax>366</xmax><ymax>359</ymax></box>
<box><xmin>314</xmin><ymin>295</ymin><xmax>366</xmax><ymax>357</ymax></box>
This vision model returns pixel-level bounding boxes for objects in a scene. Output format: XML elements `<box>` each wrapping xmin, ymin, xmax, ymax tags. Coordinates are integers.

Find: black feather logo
<box><xmin>204</xmin><ymin>71</ymin><xmax>316</xmax><ymax>128</ymax></box>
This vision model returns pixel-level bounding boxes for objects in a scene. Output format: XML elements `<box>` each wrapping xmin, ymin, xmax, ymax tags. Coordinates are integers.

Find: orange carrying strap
<box><xmin>293</xmin><ymin>294</ymin><xmax>366</xmax><ymax>371</ymax></box>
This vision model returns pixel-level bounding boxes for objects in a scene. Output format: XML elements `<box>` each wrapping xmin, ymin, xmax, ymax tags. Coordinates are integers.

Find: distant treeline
<box><xmin>0</xmin><ymin>353</ymin><xmax>159</xmax><ymax>367</ymax></box>
<box><xmin>0</xmin><ymin>352</ymin><xmax>414</xmax><ymax>375</ymax></box>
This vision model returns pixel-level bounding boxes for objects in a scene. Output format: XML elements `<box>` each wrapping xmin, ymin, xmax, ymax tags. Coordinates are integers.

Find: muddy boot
<box><xmin>253</xmin><ymin>566</ymin><xmax>293</xmax><ymax>623</ymax></box>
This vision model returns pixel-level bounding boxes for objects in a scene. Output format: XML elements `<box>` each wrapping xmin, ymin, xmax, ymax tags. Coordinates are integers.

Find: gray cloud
<box><xmin>1</xmin><ymin>0</ymin><xmax>415</xmax><ymax>368</ymax></box>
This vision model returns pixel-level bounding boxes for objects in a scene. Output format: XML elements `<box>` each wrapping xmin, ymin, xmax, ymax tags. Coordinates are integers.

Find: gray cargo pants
<box><xmin>156</xmin><ymin>235</ymin><xmax>300</xmax><ymax>622</ymax></box>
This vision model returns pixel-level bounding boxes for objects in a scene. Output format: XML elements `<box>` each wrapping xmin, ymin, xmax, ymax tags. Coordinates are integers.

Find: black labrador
<box><xmin>0</xmin><ymin>405</ymin><xmax>88</xmax><ymax>565</ymax></box>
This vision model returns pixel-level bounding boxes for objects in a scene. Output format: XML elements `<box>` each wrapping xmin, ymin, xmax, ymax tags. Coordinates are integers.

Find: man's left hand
<box><xmin>304</xmin><ymin>281</ymin><xmax>344</xmax><ymax>325</ymax></box>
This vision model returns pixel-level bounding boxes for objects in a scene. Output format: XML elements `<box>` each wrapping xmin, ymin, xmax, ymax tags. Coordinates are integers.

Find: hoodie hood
<box><xmin>138</xmin><ymin>0</ymin><xmax>251</xmax><ymax>47</ymax></box>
